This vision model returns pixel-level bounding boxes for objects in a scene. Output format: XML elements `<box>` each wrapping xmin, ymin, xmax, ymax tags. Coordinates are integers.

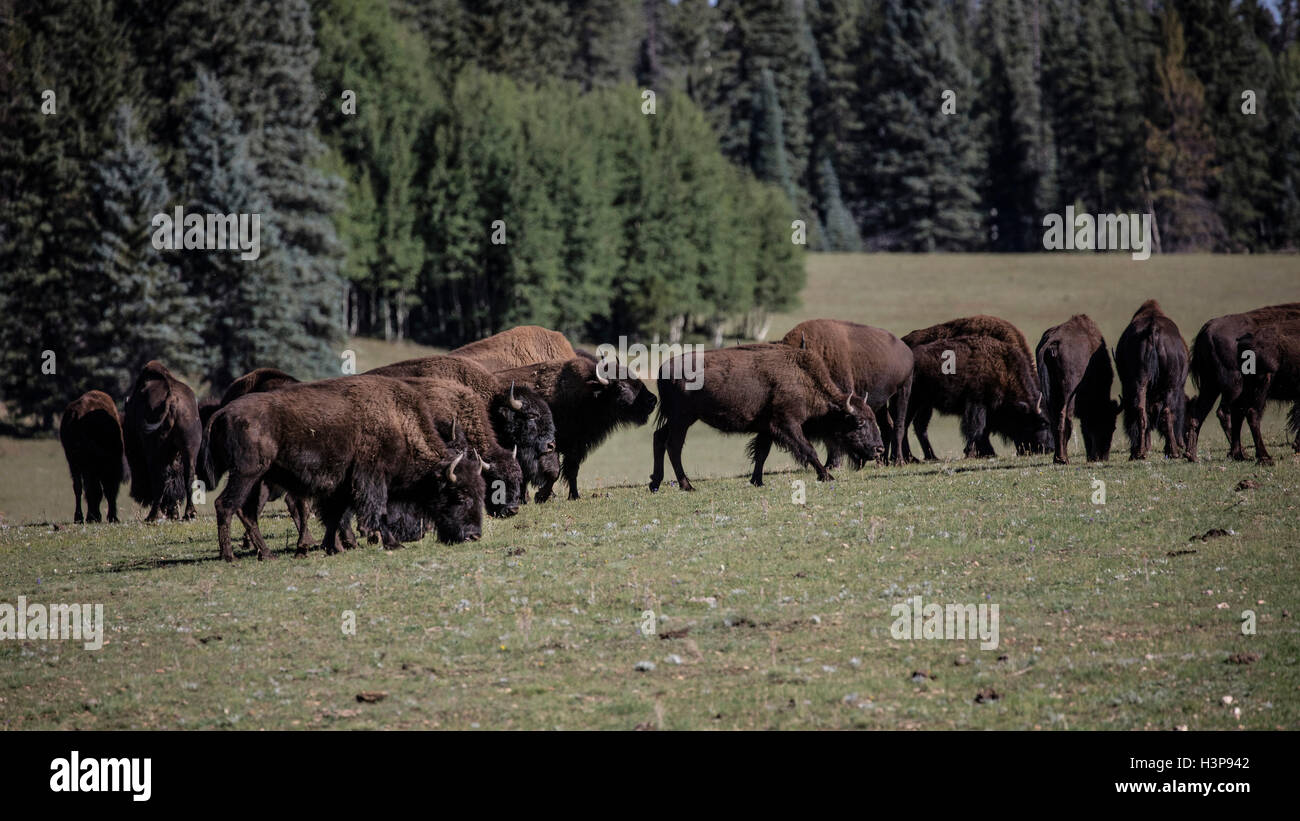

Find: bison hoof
<box><xmin>749</xmin><ymin>478</ymin><xmax>763</xmax><ymax>487</ymax></box>
<box><xmin>1258</xmin><ymin>456</ymin><xmax>1275</xmax><ymax>466</ymax></box>
<box><xmin>1053</xmin><ymin>455</ymin><xmax>1069</xmax><ymax>465</ymax></box>
<box><xmin>294</xmin><ymin>547</ymin><xmax>310</xmax><ymax>559</ymax></box>
<box><xmin>74</xmin><ymin>515</ymin><xmax>84</xmax><ymax>524</ymax></box>
<box><xmin>679</xmin><ymin>479</ymin><xmax>695</xmax><ymax>491</ymax></box>
<box><xmin>258</xmin><ymin>551</ymin><xmax>276</xmax><ymax>561</ymax></box>
<box><xmin>648</xmin><ymin>481</ymin><xmax>660</xmax><ymax>493</ymax></box>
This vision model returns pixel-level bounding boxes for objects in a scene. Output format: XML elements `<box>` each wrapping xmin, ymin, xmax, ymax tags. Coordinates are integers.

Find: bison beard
<box><xmin>60</xmin><ymin>390</ymin><xmax>129</xmax><ymax>524</ymax></box>
<box><xmin>780</xmin><ymin>319</ymin><xmax>914</xmax><ymax>466</ymax></box>
<box><xmin>496</xmin><ymin>356</ymin><xmax>657</xmax><ymax>501</ymax></box>
<box><xmin>906</xmin><ymin>336</ymin><xmax>1051</xmax><ymax>460</ymax></box>
<box><xmin>122</xmin><ymin>360</ymin><xmax>202</xmax><ymax>522</ymax></box>
<box><xmin>1036</xmin><ymin>315</ymin><xmax>1120</xmax><ymax>464</ymax></box>
<box><xmin>1184</xmin><ymin>303</ymin><xmax>1300</xmax><ymax>461</ymax></box>
<box><xmin>1115</xmin><ymin>300</ymin><xmax>1189</xmax><ymax>460</ymax></box>
<box><xmin>365</xmin><ymin>355</ymin><xmax>560</xmax><ymax>498</ymax></box>
<box><xmin>206</xmin><ymin>376</ymin><xmax>484</xmax><ymax>562</ymax></box>
<box><xmin>450</xmin><ymin>325</ymin><xmax>578</xmax><ymax>372</ymax></box>
<box><xmin>1234</xmin><ymin>320</ymin><xmax>1300</xmax><ymax>464</ymax></box>
<box><xmin>649</xmin><ymin>344</ymin><xmax>883</xmax><ymax>491</ymax></box>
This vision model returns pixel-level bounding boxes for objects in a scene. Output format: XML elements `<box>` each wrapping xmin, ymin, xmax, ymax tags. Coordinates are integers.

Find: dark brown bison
<box><xmin>1114</xmin><ymin>300</ymin><xmax>1189</xmax><ymax>460</ymax></box>
<box><xmin>649</xmin><ymin>344</ymin><xmax>883</xmax><ymax>490</ymax></box>
<box><xmin>1035</xmin><ymin>315</ymin><xmax>1120</xmax><ymax>463</ymax></box>
<box><xmin>59</xmin><ymin>390</ymin><xmax>128</xmax><ymax>523</ymax></box>
<box><xmin>197</xmin><ymin>368</ymin><xmax>315</xmax><ymax>553</ymax></box>
<box><xmin>366</xmin><ymin>356</ymin><xmax>560</xmax><ymax>497</ymax></box>
<box><xmin>122</xmin><ymin>361</ymin><xmax>202</xmax><ymax>521</ymax></box>
<box><xmin>1185</xmin><ymin>303</ymin><xmax>1300</xmax><ymax>461</ymax></box>
<box><xmin>496</xmin><ymin>356</ymin><xmax>657</xmax><ymax>501</ymax></box>
<box><xmin>902</xmin><ymin>315</ymin><xmax>1035</xmax><ymax>367</ymax></box>
<box><xmin>1234</xmin><ymin>320</ymin><xmax>1300</xmax><ymax>464</ymax></box>
<box><xmin>206</xmin><ymin>376</ymin><xmax>485</xmax><ymax>562</ymax></box>
<box><xmin>451</xmin><ymin>325</ymin><xmax>578</xmax><ymax>372</ymax></box>
<box><xmin>905</xmin><ymin>336</ymin><xmax>1051</xmax><ymax>460</ymax></box>
<box><xmin>779</xmin><ymin>319</ymin><xmax>914</xmax><ymax>466</ymax></box>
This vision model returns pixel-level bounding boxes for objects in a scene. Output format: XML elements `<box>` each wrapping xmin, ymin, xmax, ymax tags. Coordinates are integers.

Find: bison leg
<box><xmin>1245</xmin><ymin>402</ymin><xmax>1272</xmax><ymax>465</ymax></box>
<box><xmin>911</xmin><ymin>404</ymin><xmax>937</xmax><ymax>462</ymax></box>
<box><xmin>1053</xmin><ymin>408</ymin><xmax>1071</xmax><ymax>464</ymax></box>
<box><xmin>650</xmin><ymin>425</ymin><xmax>669</xmax><ymax>492</ymax></box>
<box><xmin>1228</xmin><ymin>407</ymin><xmax>1248</xmax><ymax>460</ymax></box>
<box><xmin>665</xmin><ymin>422</ymin><xmax>694</xmax><ymax>491</ymax></box>
<box><xmin>749</xmin><ymin>434</ymin><xmax>773</xmax><ymax>487</ymax></box>
<box><xmin>215</xmin><ymin>473</ymin><xmax>261</xmax><ymax>562</ymax></box>
<box><xmin>181</xmin><ymin>447</ymin><xmax>198</xmax><ymax>521</ymax></box>
<box><xmin>560</xmin><ymin>452</ymin><xmax>583</xmax><ymax>500</ymax></box>
<box><xmin>287</xmin><ymin>494</ymin><xmax>315</xmax><ymax>551</ymax></box>
<box><xmin>84</xmin><ymin>475</ymin><xmax>104</xmax><ymax>523</ymax></box>
<box><xmin>824</xmin><ymin>439</ymin><xmax>843</xmax><ymax>470</ymax></box>
<box><xmin>103</xmin><ymin>476</ymin><xmax>120</xmax><ymax>523</ymax></box>
<box><xmin>71</xmin><ymin>472</ymin><xmax>85</xmax><ymax>524</ymax></box>
<box><xmin>773</xmin><ymin>421</ymin><xmax>832</xmax><ymax>482</ymax></box>
<box><xmin>1160</xmin><ymin>403</ymin><xmax>1180</xmax><ymax>458</ymax></box>
<box><xmin>961</xmin><ymin>404</ymin><xmax>988</xmax><ymax>459</ymax></box>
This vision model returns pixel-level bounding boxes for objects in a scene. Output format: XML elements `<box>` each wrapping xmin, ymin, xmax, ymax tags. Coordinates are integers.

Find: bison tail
<box><xmin>1037</xmin><ymin>341</ymin><xmax>1057</xmax><ymax>415</ymax></box>
<box><xmin>1188</xmin><ymin>326</ymin><xmax>1213</xmax><ymax>394</ymax></box>
<box><xmin>204</xmin><ymin>409</ymin><xmax>230</xmax><ymax>486</ymax></box>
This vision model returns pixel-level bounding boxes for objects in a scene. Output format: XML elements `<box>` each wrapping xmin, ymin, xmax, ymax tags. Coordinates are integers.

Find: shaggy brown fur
<box><xmin>906</xmin><ymin>336</ymin><xmax>1051</xmax><ymax>460</ymax></box>
<box><xmin>1115</xmin><ymin>300</ymin><xmax>1189</xmax><ymax>460</ymax></box>
<box><xmin>496</xmin><ymin>356</ymin><xmax>657</xmax><ymax>501</ymax></box>
<box><xmin>1036</xmin><ymin>315</ymin><xmax>1120</xmax><ymax>464</ymax></box>
<box><xmin>451</xmin><ymin>325</ymin><xmax>578</xmax><ymax>371</ymax></box>
<box><xmin>392</xmin><ymin>376</ymin><xmax>523</xmax><ymax>518</ymax></box>
<box><xmin>781</xmin><ymin>319</ymin><xmax>914</xmax><ymax>465</ymax></box>
<box><xmin>207</xmin><ymin>376</ymin><xmax>484</xmax><ymax>562</ymax></box>
<box><xmin>366</xmin><ymin>355</ymin><xmax>560</xmax><ymax>495</ymax></box>
<box><xmin>650</xmin><ymin>344</ymin><xmax>883</xmax><ymax>490</ymax></box>
<box><xmin>1185</xmin><ymin>303</ymin><xmax>1300</xmax><ymax>461</ymax></box>
<box><xmin>1235</xmin><ymin>319</ymin><xmax>1300</xmax><ymax>464</ymax></box>
<box><xmin>903</xmin><ymin>315</ymin><xmax>1035</xmax><ymax>368</ymax></box>
<box><xmin>59</xmin><ymin>390</ymin><xmax>128</xmax><ymax>523</ymax></box>
<box><xmin>123</xmin><ymin>361</ymin><xmax>202</xmax><ymax>521</ymax></box>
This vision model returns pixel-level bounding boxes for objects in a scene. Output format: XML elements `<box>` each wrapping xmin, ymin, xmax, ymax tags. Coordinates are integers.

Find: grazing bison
<box><xmin>1114</xmin><ymin>300</ymin><xmax>1189</xmax><ymax>460</ymax></box>
<box><xmin>59</xmin><ymin>390</ymin><xmax>128</xmax><ymax>523</ymax></box>
<box><xmin>1234</xmin><ymin>320</ymin><xmax>1300</xmax><ymax>464</ymax></box>
<box><xmin>779</xmin><ymin>319</ymin><xmax>914</xmax><ymax>466</ymax></box>
<box><xmin>497</xmin><ymin>356</ymin><xmax>657</xmax><ymax>501</ymax></box>
<box><xmin>122</xmin><ymin>361</ymin><xmax>202</xmax><ymax>521</ymax></box>
<box><xmin>366</xmin><ymin>356</ymin><xmax>560</xmax><ymax>496</ymax></box>
<box><xmin>1185</xmin><ymin>303</ymin><xmax>1300</xmax><ymax>461</ymax></box>
<box><xmin>206</xmin><ymin>376</ymin><xmax>485</xmax><ymax>562</ymax></box>
<box><xmin>905</xmin><ymin>336</ymin><xmax>1051</xmax><ymax>460</ymax></box>
<box><xmin>197</xmin><ymin>368</ymin><xmax>316</xmax><ymax>553</ymax></box>
<box><xmin>1035</xmin><ymin>315</ymin><xmax>1121</xmax><ymax>463</ymax></box>
<box><xmin>649</xmin><ymin>344</ymin><xmax>884</xmax><ymax>491</ymax></box>
<box><xmin>451</xmin><ymin>325</ymin><xmax>578</xmax><ymax>371</ymax></box>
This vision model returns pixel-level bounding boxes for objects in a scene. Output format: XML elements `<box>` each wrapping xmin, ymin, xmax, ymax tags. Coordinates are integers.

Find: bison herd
<box><xmin>57</xmin><ymin>302</ymin><xmax>1300</xmax><ymax>561</ymax></box>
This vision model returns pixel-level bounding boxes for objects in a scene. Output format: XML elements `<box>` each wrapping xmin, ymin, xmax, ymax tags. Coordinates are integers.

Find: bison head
<box><xmin>492</xmin><ymin>382</ymin><xmax>560</xmax><ymax>489</ymax></box>
<box><xmin>586</xmin><ymin>368</ymin><xmax>657</xmax><ymax>428</ymax></box>
<box><xmin>423</xmin><ymin>449</ymin><xmax>487</xmax><ymax>544</ymax></box>
<box><xmin>1091</xmin><ymin>398</ymin><xmax>1122</xmax><ymax>461</ymax></box>
<box><xmin>1001</xmin><ymin>399</ymin><xmax>1053</xmax><ymax>455</ymax></box>
<box><xmin>480</xmin><ymin>447</ymin><xmax>524</xmax><ymax>519</ymax></box>
<box><xmin>808</xmin><ymin>393</ymin><xmax>885</xmax><ymax>467</ymax></box>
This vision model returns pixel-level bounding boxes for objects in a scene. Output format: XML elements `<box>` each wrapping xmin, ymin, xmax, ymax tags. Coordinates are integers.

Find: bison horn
<box><xmin>451</xmin><ymin>414</ymin><xmax>458</xmax><ymax>440</ymax></box>
<box><xmin>846</xmin><ymin>390</ymin><xmax>855</xmax><ymax>414</ymax></box>
<box><xmin>512</xmin><ymin>444</ymin><xmax>518</xmax><ymax>460</ymax></box>
<box><xmin>473</xmin><ymin>448</ymin><xmax>489</xmax><ymax>474</ymax></box>
<box><xmin>1036</xmin><ymin>394</ymin><xmax>1042</xmax><ymax>414</ymax></box>
<box><xmin>596</xmin><ymin>371</ymin><xmax>610</xmax><ymax>386</ymax></box>
<box><xmin>447</xmin><ymin>451</ymin><xmax>465</xmax><ymax>484</ymax></box>
<box><xmin>508</xmin><ymin>380</ymin><xmax>523</xmax><ymax>411</ymax></box>
<box><xmin>800</xmin><ymin>332</ymin><xmax>807</xmax><ymax>350</ymax></box>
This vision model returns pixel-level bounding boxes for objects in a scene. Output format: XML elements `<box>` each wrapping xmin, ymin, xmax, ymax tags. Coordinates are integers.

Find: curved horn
<box><xmin>473</xmin><ymin>448</ymin><xmax>489</xmax><ymax>474</ymax></box>
<box><xmin>800</xmin><ymin>331</ymin><xmax>807</xmax><ymax>350</ymax></box>
<box><xmin>446</xmin><ymin>451</ymin><xmax>465</xmax><ymax>484</ymax></box>
<box><xmin>512</xmin><ymin>444</ymin><xmax>517</xmax><ymax>460</ymax></box>
<box><xmin>508</xmin><ymin>380</ymin><xmax>522</xmax><ymax>411</ymax></box>
<box><xmin>596</xmin><ymin>371</ymin><xmax>610</xmax><ymax>386</ymax></box>
<box><xmin>845</xmin><ymin>390</ymin><xmax>855</xmax><ymax>414</ymax></box>
<box><xmin>451</xmin><ymin>414</ymin><xmax>458</xmax><ymax>441</ymax></box>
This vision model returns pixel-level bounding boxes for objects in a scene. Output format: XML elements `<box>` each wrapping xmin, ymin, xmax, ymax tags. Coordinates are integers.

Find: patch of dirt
<box><xmin>1191</xmin><ymin>528</ymin><xmax>1233</xmax><ymax>542</ymax></box>
<box><xmin>1226</xmin><ymin>652</ymin><xmax>1259</xmax><ymax>665</ymax></box>
<box><xmin>974</xmin><ymin>687</ymin><xmax>1000</xmax><ymax>704</ymax></box>
<box><xmin>355</xmin><ymin>691</ymin><xmax>387</xmax><ymax>703</ymax></box>
<box><xmin>659</xmin><ymin>627</ymin><xmax>691</xmax><ymax>640</ymax></box>
<box><xmin>1236</xmin><ymin>478</ymin><xmax>1260</xmax><ymax>491</ymax></box>
<box><xmin>1167</xmin><ymin>549</ymin><xmax>1197</xmax><ymax>557</ymax></box>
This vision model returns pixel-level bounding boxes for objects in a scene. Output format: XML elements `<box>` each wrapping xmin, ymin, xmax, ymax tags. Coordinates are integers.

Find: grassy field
<box><xmin>1</xmin><ymin>253</ymin><xmax>1297</xmax><ymax>729</ymax></box>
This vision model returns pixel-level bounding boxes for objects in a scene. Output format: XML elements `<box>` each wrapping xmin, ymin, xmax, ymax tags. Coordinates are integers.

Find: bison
<box><xmin>902</xmin><ymin>315</ymin><xmax>1035</xmax><ymax>367</ymax></box>
<box><xmin>197</xmin><ymin>368</ymin><xmax>316</xmax><ymax>554</ymax></box>
<box><xmin>1035</xmin><ymin>315</ymin><xmax>1120</xmax><ymax>463</ymax></box>
<box><xmin>1114</xmin><ymin>300</ymin><xmax>1189</xmax><ymax>460</ymax></box>
<box><xmin>59</xmin><ymin>390</ymin><xmax>128</xmax><ymax>523</ymax></box>
<box><xmin>649</xmin><ymin>344</ymin><xmax>883</xmax><ymax>491</ymax></box>
<box><xmin>779</xmin><ymin>319</ymin><xmax>914</xmax><ymax>466</ymax></box>
<box><xmin>206</xmin><ymin>376</ymin><xmax>485</xmax><ymax>562</ymax></box>
<box><xmin>1184</xmin><ymin>303</ymin><xmax>1300</xmax><ymax>461</ymax></box>
<box><xmin>496</xmin><ymin>356</ymin><xmax>657</xmax><ymax>501</ymax></box>
<box><xmin>1234</xmin><ymin>320</ymin><xmax>1300</xmax><ymax>464</ymax></box>
<box><xmin>366</xmin><ymin>356</ymin><xmax>560</xmax><ymax>497</ymax></box>
<box><xmin>905</xmin><ymin>336</ymin><xmax>1051</xmax><ymax>460</ymax></box>
<box><xmin>122</xmin><ymin>361</ymin><xmax>203</xmax><ymax>521</ymax></box>
<box><xmin>451</xmin><ymin>325</ymin><xmax>578</xmax><ymax>372</ymax></box>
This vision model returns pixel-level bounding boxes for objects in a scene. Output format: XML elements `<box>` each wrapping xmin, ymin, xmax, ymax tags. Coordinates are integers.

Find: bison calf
<box><xmin>1036</xmin><ymin>315</ymin><xmax>1120</xmax><ymax>463</ymax></box>
<box><xmin>1115</xmin><ymin>300</ymin><xmax>1188</xmax><ymax>460</ymax></box>
<box><xmin>906</xmin><ymin>336</ymin><xmax>1051</xmax><ymax>460</ymax></box>
<box><xmin>60</xmin><ymin>390</ymin><xmax>128</xmax><ymax>523</ymax></box>
<box><xmin>650</xmin><ymin>344</ymin><xmax>883</xmax><ymax>491</ymax></box>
